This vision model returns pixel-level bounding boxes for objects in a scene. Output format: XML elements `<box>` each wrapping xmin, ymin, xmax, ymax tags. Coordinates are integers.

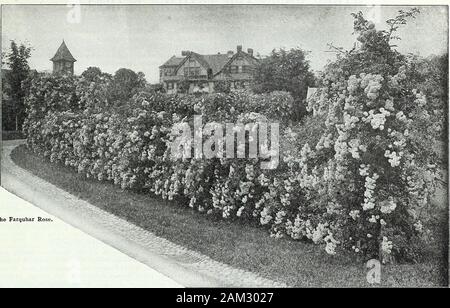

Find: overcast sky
<box><xmin>2</xmin><ymin>5</ymin><xmax>448</xmax><ymax>83</ymax></box>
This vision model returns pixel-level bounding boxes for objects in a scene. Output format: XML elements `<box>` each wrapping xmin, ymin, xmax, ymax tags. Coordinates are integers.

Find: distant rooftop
<box><xmin>160</xmin><ymin>46</ymin><xmax>257</xmax><ymax>75</ymax></box>
<box><xmin>201</xmin><ymin>54</ymin><xmax>231</xmax><ymax>74</ymax></box>
<box><xmin>51</xmin><ymin>41</ymin><xmax>76</xmax><ymax>62</ymax></box>
<box><xmin>160</xmin><ymin>56</ymin><xmax>184</xmax><ymax>67</ymax></box>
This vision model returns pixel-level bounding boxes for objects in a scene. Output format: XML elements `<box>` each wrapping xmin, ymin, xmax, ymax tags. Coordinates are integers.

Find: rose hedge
<box><xmin>23</xmin><ymin>70</ymin><xmax>440</xmax><ymax>262</ymax></box>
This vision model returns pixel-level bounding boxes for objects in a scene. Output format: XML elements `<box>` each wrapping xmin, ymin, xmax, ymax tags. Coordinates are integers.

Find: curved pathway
<box><xmin>1</xmin><ymin>140</ymin><xmax>287</xmax><ymax>287</ymax></box>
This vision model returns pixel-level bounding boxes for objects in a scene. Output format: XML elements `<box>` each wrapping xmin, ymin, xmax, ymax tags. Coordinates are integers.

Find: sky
<box><xmin>2</xmin><ymin>5</ymin><xmax>448</xmax><ymax>83</ymax></box>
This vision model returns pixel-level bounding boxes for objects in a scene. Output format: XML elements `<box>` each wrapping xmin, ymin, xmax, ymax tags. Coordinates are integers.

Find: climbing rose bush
<box><xmin>304</xmin><ymin>71</ymin><xmax>440</xmax><ymax>261</ymax></box>
<box><xmin>302</xmin><ymin>10</ymin><xmax>444</xmax><ymax>261</ymax></box>
<box><xmin>22</xmin><ymin>10</ymin><xmax>444</xmax><ymax>262</ymax></box>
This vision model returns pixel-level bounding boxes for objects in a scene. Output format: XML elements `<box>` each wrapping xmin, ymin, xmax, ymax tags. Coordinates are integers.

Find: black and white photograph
<box><xmin>0</xmin><ymin>1</ymin><xmax>448</xmax><ymax>291</ymax></box>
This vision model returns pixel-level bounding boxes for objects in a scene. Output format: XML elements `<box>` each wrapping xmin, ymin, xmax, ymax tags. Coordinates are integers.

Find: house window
<box><xmin>164</xmin><ymin>68</ymin><xmax>173</xmax><ymax>76</ymax></box>
<box><xmin>238</xmin><ymin>66</ymin><xmax>242</xmax><ymax>73</ymax></box>
<box><xmin>242</xmin><ymin>66</ymin><xmax>253</xmax><ymax>74</ymax></box>
<box><xmin>184</xmin><ymin>67</ymin><xmax>201</xmax><ymax>77</ymax></box>
<box><xmin>167</xmin><ymin>82</ymin><xmax>174</xmax><ymax>90</ymax></box>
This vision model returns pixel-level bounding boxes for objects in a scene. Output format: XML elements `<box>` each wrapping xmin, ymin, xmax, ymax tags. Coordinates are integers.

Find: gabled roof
<box><xmin>51</xmin><ymin>41</ymin><xmax>76</xmax><ymax>62</ymax></box>
<box><xmin>201</xmin><ymin>54</ymin><xmax>230</xmax><ymax>74</ymax></box>
<box><xmin>188</xmin><ymin>52</ymin><xmax>211</xmax><ymax>70</ymax></box>
<box><xmin>168</xmin><ymin>52</ymin><xmax>211</xmax><ymax>74</ymax></box>
<box><xmin>161</xmin><ymin>49</ymin><xmax>259</xmax><ymax>76</ymax></box>
<box><xmin>160</xmin><ymin>56</ymin><xmax>185</xmax><ymax>67</ymax></box>
<box><xmin>213</xmin><ymin>50</ymin><xmax>259</xmax><ymax>76</ymax></box>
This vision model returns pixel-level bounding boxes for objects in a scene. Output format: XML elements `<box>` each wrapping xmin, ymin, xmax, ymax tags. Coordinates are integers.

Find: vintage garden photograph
<box><xmin>0</xmin><ymin>4</ymin><xmax>448</xmax><ymax>288</ymax></box>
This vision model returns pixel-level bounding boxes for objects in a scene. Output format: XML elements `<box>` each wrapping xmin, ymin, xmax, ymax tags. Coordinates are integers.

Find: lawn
<box><xmin>10</xmin><ymin>144</ymin><xmax>448</xmax><ymax>287</ymax></box>
<box><xmin>2</xmin><ymin>130</ymin><xmax>25</xmax><ymax>141</ymax></box>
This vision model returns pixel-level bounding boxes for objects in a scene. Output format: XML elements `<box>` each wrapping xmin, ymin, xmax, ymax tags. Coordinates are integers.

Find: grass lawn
<box><xmin>10</xmin><ymin>144</ymin><xmax>448</xmax><ymax>287</ymax></box>
<box><xmin>2</xmin><ymin>130</ymin><xmax>25</xmax><ymax>141</ymax></box>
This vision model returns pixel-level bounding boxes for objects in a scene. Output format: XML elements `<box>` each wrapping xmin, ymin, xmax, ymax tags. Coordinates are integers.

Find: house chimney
<box><xmin>227</xmin><ymin>50</ymin><xmax>234</xmax><ymax>58</ymax></box>
<box><xmin>181</xmin><ymin>50</ymin><xmax>190</xmax><ymax>56</ymax></box>
<box><xmin>247</xmin><ymin>48</ymin><xmax>253</xmax><ymax>56</ymax></box>
<box><xmin>237</xmin><ymin>45</ymin><xmax>242</xmax><ymax>53</ymax></box>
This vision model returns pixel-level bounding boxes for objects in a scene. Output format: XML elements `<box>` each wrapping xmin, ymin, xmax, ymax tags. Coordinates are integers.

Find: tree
<box><xmin>81</xmin><ymin>66</ymin><xmax>111</xmax><ymax>82</ymax></box>
<box><xmin>2</xmin><ymin>70</ymin><xmax>14</xmax><ymax>130</ymax></box>
<box><xmin>109</xmin><ymin>68</ymin><xmax>146</xmax><ymax>103</ymax></box>
<box><xmin>252</xmin><ymin>47</ymin><xmax>316</xmax><ymax>120</ymax></box>
<box><xmin>3</xmin><ymin>40</ymin><xmax>32</xmax><ymax>131</ymax></box>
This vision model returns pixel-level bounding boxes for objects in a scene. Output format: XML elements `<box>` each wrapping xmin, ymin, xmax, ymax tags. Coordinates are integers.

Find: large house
<box><xmin>159</xmin><ymin>45</ymin><xmax>259</xmax><ymax>94</ymax></box>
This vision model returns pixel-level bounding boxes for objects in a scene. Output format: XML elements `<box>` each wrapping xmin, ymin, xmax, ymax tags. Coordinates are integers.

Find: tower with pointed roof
<box><xmin>51</xmin><ymin>40</ymin><xmax>76</xmax><ymax>75</ymax></box>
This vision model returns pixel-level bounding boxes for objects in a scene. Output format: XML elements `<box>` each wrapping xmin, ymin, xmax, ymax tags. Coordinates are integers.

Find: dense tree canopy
<box><xmin>252</xmin><ymin>47</ymin><xmax>316</xmax><ymax>120</ymax></box>
<box><xmin>109</xmin><ymin>68</ymin><xmax>147</xmax><ymax>103</ymax></box>
<box><xmin>2</xmin><ymin>40</ymin><xmax>32</xmax><ymax>131</ymax></box>
<box><xmin>81</xmin><ymin>66</ymin><xmax>112</xmax><ymax>82</ymax></box>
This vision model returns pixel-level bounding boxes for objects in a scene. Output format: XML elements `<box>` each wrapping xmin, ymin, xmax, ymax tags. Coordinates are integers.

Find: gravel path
<box><xmin>0</xmin><ymin>186</ymin><xmax>182</xmax><ymax>287</ymax></box>
<box><xmin>1</xmin><ymin>140</ymin><xmax>288</xmax><ymax>287</ymax></box>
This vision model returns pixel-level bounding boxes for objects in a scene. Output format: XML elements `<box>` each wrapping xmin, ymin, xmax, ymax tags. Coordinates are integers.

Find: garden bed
<box><xmin>11</xmin><ymin>144</ymin><xmax>448</xmax><ymax>287</ymax></box>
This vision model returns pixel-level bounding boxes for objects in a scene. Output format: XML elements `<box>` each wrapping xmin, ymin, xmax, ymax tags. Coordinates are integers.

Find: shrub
<box><xmin>214</xmin><ymin>80</ymin><xmax>231</xmax><ymax>94</ymax></box>
<box><xmin>302</xmin><ymin>8</ymin><xmax>444</xmax><ymax>261</ymax></box>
